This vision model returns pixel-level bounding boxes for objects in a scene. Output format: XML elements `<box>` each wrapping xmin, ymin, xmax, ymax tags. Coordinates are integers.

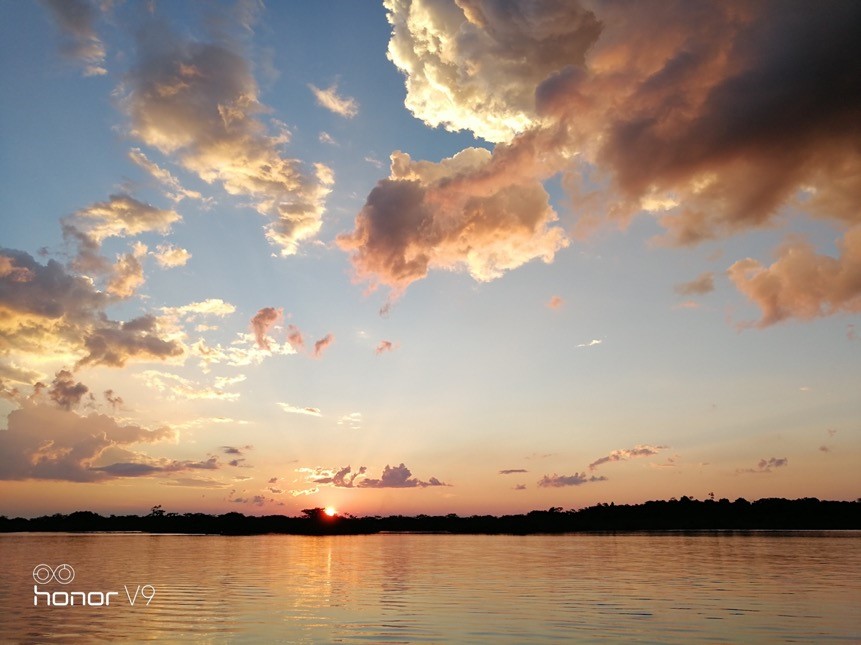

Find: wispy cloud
<box><xmin>736</xmin><ymin>457</ymin><xmax>789</xmax><ymax>475</ymax></box>
<box><xmin>337</xmin><ymin>412</ymin><xmax>362</xmax><ymax>430</ymax></box>
<box><xmin>128</xmin><ymin>148</ymin><xmax>203</xmax><ymax>202</ymax></box>
<box><xmin>277</xmin><ymin>402</ymin><xmax>322</xmax><ymax>417</ymax></box>
<box><xmin>313</xmin><ymin>333</ymin><xmax>334</xmax><ymax>358</ymax></box>
<box><xmin>250</xmin><ymin>307</ymin><xmax>282</xmax><ymax>351</ymax></box>
<box><xmin>40</xmin><ymin>0</ymin><xmax>107</xmax><ymax>76</ymax></box>
<box><xmin>675</xmin><ymin>272</ymin><xmax>715</xmax><ymax>297</ymax></box>
<box><xmin>375</xmin><ymin>340</ymin><xmax>394</xmax><ymax>355</ymax></box>
<box><xmin>137</xmin><ymin>370</ymin><xmax>243</xmax><ymax>401</ymax></box>
<box><xmin>308</xmin><ymin>82</ymin><xmax>358</xmax><ymax>118</ymax></box>
<box><xmin>537</xmin><ymin>472</ymin><xmax>607</xmax><ymax>488</ymax></box>
<box><xmin>589</xmin><ymin>445</ymin><xmax>667</xmax><ymax>471</ymax></box>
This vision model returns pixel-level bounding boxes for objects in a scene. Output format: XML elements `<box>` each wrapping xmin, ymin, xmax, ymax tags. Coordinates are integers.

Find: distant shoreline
<box><xmin>2</xmin><ymin>497</ymin><xmax>859</xmax><ymax>535</ymax></box>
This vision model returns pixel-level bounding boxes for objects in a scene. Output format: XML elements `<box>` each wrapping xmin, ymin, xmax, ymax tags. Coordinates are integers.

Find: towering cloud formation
<box><xmin>352</xmin><ymin>0</ymin><xmax>861</xmax><ymax>319</ymax></box>
<box><xmin>385</xmin><ymin>0</ymin><xmax>601</xmax><ymax>142</ymax></box>
<box><xmin>122</xmin><ymin>26</ymin><xmax>332</xmax><ymax>255</ymax></box>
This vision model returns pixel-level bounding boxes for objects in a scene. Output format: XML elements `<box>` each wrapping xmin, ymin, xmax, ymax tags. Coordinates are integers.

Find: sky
<box><xmin>0</xmin><ymin>0</ymin><xmax>859</xmax><ymax>518</ymax></box>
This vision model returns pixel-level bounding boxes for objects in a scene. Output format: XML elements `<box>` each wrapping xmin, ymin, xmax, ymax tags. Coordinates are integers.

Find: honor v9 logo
<box><xmin>33</xmin><ymin>564</ymin><xmax>155</xmax><ymax>607</ymax></box>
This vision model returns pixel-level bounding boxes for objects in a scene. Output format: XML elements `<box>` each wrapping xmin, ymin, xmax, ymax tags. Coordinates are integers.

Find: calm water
<box><xmin>1</xmin><ymin>532</ymin><xmax>858</xmax><ymax>642</ymax></box>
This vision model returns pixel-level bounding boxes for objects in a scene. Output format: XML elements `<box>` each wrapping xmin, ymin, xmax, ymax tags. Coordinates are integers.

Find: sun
<box><xmin>324</xmin><ymin>506</ymin><xmax>337</xmax><ymax>517</ymax></box>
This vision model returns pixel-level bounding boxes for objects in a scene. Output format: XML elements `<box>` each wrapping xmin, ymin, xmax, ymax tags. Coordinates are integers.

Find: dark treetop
<box><xmin>2</xmin><ymin>497</ymin><xmax>859</xmax><ymax>535</ymax></box>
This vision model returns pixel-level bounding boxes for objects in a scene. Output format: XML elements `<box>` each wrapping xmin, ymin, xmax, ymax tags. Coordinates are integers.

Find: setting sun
<box><xmin>324</xmin><ymin>507</ymin><xmax>337</xmax><ymax>517</ymax></box>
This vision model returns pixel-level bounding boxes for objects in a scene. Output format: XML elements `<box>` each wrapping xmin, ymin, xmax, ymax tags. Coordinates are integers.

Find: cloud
<box><xmin>190</xmin><ymin>332</ymin><xmax>296</xmax><ymax>370</ymax></box>
<box><xmin>385</xmin><ymin>0</ymin><xmax>601</xmax><ymax>143</ymax></box>
<box><xmin>293</xmin><ymin>462</ymin><xmax>447</xmax><ymax>493</ymax></box>
<box><xmin>380</xmin><ymin>1</ymin><xmax>861</xmax><ymax>319</ymax></box>
<box><xmin>47</xmin><ymin>370</ymin><xmax>89</xmax><ymax>411</ymax></box>
<box><xmin>513</xmin><ymin>484</ymin><xmax>527</xmax><ymax>490</ymax></box>
<box><xmin>277</xmin><ymin>402</ymin><xmax>322</xmax><ymax>417</ymax></box>
<box><xmin>318</xmin><ymin>131</ymin><xmax>336</xmax><ymax>145</ymax></box>
<box><xmin>0</xmin><ymin>249</ymin><xmax>183</xmax><ymax>367</ymax></box>
<box><xmin>675</xmin><ymin>273</ymin><xmax>715</xmax><ymax>297</ymax></box>
<box><xmin>91</xmin><ymin>456</ymin><xmax>218</xmax><ymax>477</ymax></box>
<box><xmin>138</xmin><ymin>370</ymin><xmax>243</xmax><ymax>401</ymax></box>
<box><xmin>547</xmin><ymin>295</ymin><xmax>563</xmax><ymax>309</ymax></box>
<box><xmin>250</xmin><ymin>307</ymin><xmax>282</xmax><ymax>350</ymax></box>
<box><xmin>162</xmin><ymin>477</ymin><xmax>230</xmax><ymax>488</ymax></box>
<box><xmin>286</xmin><ymin>324</ymin><xmax>305</xmax><ymax>351</ymax></box>
<box><xmin>589</xmin><ymin>445</ymin><xmax>667</xmax><ymax>471</ymax></box>
<box><xmin>63</xmin><ymin>193</ymin><xmax>181</xmax><ymax>247</ymax></box>
<box><xmin>106</xmin><ymin>252</ymin><xmax>144</xmax><ymax>298</ymax></box>
<box><xmin>728</xmin><ymin>227</ymin><xmax>861</xmax><ymax>327</ymax></box>
<box><xmin>162</xmin><ymin>298</ymin><xmax>236</xmax><ymax>319</ymax></box>
<box><xmin>537</xmin><ymin>472</ymin><xmax>607</xmax><ymax>488</ymax></box>
<box><xmin>358</xmin><ymin>463</ymin><xmax>447</xmax><ymax>488</ymax></box>
<box><xmin>39</xmin><ymin>0</ymin><xmax>107</xmax><ymax>76</ymax></box>
<box><xmin>338</xmin><ymin>148</ymin><xmax>568</xmax><ymax>294</ymax></box>
<box><xmin>737</xmin><ymin>456</ymin><xmax>789</xmax><ymax>474</ymax></box>
<box><xmin>576</xmin><ymin>339</ymin><xmax>602</xmax><ymax>348</ymax></box>
<box><xmin>309</xmin><ymin>82</ymin><xmax>359</xmax><ymax>118</ymax></box>
<box><xmin>152</xmin><ymin>244</ymin><xmax>192</xmax><ymax>268</ymax></box>
<box><xmin>121</xmin><ymin>26</ymin><xmax>332</xmax><ymax>255</ymax></box>
<box><xmin>313</xmin><ymin>333</ymin><xmax>334</xmax><ymax>358</ymax></box>
<box><xmin>0</xmin><ymin>399</ymin><xmax>176</xmax><ymax>482</ymax></box>
<box><xmin>78</xmin><ymin>315</ymin><xmax>184</xmax><ymax>368</ymax></box>
<box><xmin>337</xmin><ymin>412</ymin><xmax>362</xmax><ymax>429</ymax></box>
<box><xmin>104</xmin><ymin>389</ymin><xmax>123</xmax><ymax>411</ymax></box>
<box><xmin>375</xmin><ymin>340</ymin><xmax>394</xmax><ymax>355</ymax></box>
<box><xmin>128</xmin><ymin>148</ymin><xmax>203</xmax><ymax>202</ymax></box>
<box><xmin>499</xmin><ymin>469</ymin><xmax>527</xmax><ymax>475</ymax></box>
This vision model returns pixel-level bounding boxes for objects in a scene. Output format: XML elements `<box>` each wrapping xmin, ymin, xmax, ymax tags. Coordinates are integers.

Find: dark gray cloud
<box><xmin>39</xmin><ymin>0</ymin><xmax>106</xmax><ymax>76</ymax></box>
<box><xmin>537</xmin><ymin>472</ymin><xmax>607</xmax><ymax>488</ymax></box>
<box><xmin>675</xmin><ymin>273</ymin><xmax>715</xmax><ymax>297</ymax></box>
<box><xmin>736</xmin><ymin>456</ymin><xmax>789</xmax><ymax>474</ymax></box>
<box><xmin>357</xmin><ymin>463</ymin><xmax>447</xmax><ymax>489</ymax></box>
<box><xmin>47</xmin><ymin>370</ymin><xmax>89</xmax><ymax>411</ymax></box>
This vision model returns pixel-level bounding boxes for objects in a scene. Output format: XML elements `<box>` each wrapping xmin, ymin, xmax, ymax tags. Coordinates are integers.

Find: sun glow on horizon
<box><xmin>324</xmin><ymin>506</ymin><xmax>337</xmax><ymax>517</ymax></box>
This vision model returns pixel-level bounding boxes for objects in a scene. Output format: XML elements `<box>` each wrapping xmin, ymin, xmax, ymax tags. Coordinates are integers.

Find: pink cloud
<box><xmin>313</xmin><ymin>333</ymin><xmax>334</xmax><ymax>358</ymax></box>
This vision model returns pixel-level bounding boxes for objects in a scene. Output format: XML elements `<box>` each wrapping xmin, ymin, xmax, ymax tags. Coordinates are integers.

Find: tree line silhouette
<box><xmin>1</xmin><ymin>497</ymin><xmax>858</xmax><ymax>535</ymax></box>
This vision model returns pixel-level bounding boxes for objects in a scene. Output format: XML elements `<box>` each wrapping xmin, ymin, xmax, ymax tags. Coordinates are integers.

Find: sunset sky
<box><xmin>1</xmin><ymin>0</ymin><xmax>859</xmax><ymax>518</ymax></box>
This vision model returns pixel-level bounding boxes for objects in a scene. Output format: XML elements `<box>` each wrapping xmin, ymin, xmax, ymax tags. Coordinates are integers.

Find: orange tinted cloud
<box><xmin>313</xmin><ymin>333</ymin><xmax>334</xmax><ymax>358</ymax></box>
<box><xmin>728</xmin><ymin>227</ymin><xmax>861</xmax><ymax>326</ymax></box>
<box><xmin>547</xmin><ymin>295</ymin><xmax>563</xmax><ymax>309</ymax></box>
<box><xmin>250</xmin><ymin>307</ymin><xmax>282</xmax><ymax>351</ymax></box>
<box><xmin>123</xmin><ymin>30</ymin><xmax>331</xmax><ymax>255</ymax></box>
<box><xmin>376</xmin><ymin>0</ymin><xmax>861</xmax><ymax>319</ymax></box>
<box><xmin>375</xmin><ymin>340</ymin><xmax>394</xmax><ymax>355</ymax></box>
<box><xmin>339</xmin><ymin>148</ymin><xmax>568</xmax><ymax>293</ymax></box>
<box><xmin>0</xmin><ymin>249</ymin><xmax>182</xmax><ymax>368</ymax></box>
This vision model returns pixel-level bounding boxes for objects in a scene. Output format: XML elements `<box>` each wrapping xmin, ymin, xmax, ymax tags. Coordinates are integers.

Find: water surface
<box><xmin>1</xmin><ymin>532</ymin><xmax>858</xmax><ymax>642</ymax></box>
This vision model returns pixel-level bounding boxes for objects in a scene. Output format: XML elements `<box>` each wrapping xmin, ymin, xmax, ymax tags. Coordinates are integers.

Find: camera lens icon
<box><xmin>33</xmin><ymin>564</ymin><xmax>75</xmax><ymax>585</ymax></box>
